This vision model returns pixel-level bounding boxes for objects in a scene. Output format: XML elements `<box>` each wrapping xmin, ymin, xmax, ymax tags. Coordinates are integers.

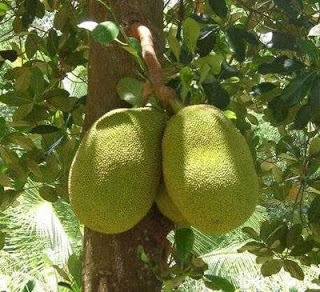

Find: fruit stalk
<box><xmin>129</xmin><ymin>22</ymin><xmax>183</xmax><ymax>113</ymax></box>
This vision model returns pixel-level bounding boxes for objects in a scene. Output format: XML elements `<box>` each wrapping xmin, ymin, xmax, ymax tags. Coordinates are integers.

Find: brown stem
<box><xmin>128</xmin><ymin>22</ymin><xmax>181</xmax><ymax>112</ymax></box>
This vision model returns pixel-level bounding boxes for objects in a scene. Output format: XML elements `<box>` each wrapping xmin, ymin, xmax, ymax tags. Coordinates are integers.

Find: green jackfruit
<box><xmin>156</xmin><ymin>184</ymin><xmax>189</xmax><ymax>226</ymax></box>
<box><xmin>69</xmin><ymin>107</ymin><xmax>166</xmax><ymax>234</ymax></box>
<box><xmin>162</xmin><ymin>105</ymin><xmax>259</xmax><ymax>235</ymax></box>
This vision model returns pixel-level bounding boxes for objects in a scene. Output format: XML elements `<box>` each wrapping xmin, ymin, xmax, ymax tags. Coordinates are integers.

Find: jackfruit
<box><xmin>69</xmin><ymin>107</ymin><xmax>166</xmax><ymax>234</ymax></box>
<box><xmin>162</xmin><ymin>105</ymin><xmax>259</xmax><ymax>235</ymax></box>
<box><xmin>156</xmin><ymin>184</ymin><xmax>189</xmax><ymax>226</ymax></box>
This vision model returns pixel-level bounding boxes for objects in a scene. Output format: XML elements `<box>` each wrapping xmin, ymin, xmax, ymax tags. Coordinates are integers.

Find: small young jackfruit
<box><xmin>69</xmin><ymin>107</ymin><xmax>166</xmax><ymax>234</ymax></box>
<box><xmin>162</xmin><ymin>105</ymin><xmax>259</xmax><ymax>235</ymax></box>
<box><xmin>156</xmin><ymin>184</ymin><xmax>189</xmax><ymax>226</ymax></box>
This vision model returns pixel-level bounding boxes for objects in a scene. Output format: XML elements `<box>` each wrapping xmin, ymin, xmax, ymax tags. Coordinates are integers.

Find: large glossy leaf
<box><xmin>117</xmin><ymin>77</ymin><xmax>143</xmax><ymax>106</ymax></box>
<box><xmin>294</xmin><ymin>104</ymin><xmax>312</xmax><ymax>129</ymax></box>
<box><xmin>279</xmin><ymin>71</ymin><xmax>316</xmax><ymax>107</ymax></box>
<box><xmin>196</xmin><ymin>27</ymin><xmax>216</xmax><ymax>57</ymax></box>
<box><xmin>174</xmin><ymin>228</ymin><xmax>194</xmax><ymax>262</ymax></box>
<box><xmin>208</xmin><ymin>0</ymin><xmax>228</xmax><ymax>18</ymax></box>
<box><xmin>258</xmin><ymin>56</ymin><xmax>304</xmax><ymax>74</ymax></box>
<box><xmin>92</xmin><ymin>21</ymin><xmax>119</xmax><ymax>44</ymax></box>
<box><xmin>30</xmin><ymin>125</ymin><xmax>61</xmax><ymax>134</ymax></box>
<box><xmin>308</xmin><ymin>196</ymin><xmax>320</xmax><ymax>223</ymax></box>
<box><xmin>226</xmin><ymin>26</ymin><xmax>246</xmax><ymax>62</ymax></box>
<box><xmin>203</xmin><ymin>81</ymin><xmax>230</xmax><ymax>109</ymax></box>
<box><xmin>183</xmin><ymin>18</ymin><xmax>201</xmax><ymax>54</ymax></box>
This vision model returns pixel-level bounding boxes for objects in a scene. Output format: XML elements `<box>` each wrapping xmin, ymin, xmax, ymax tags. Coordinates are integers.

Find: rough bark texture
<box><xmin>83</xmin><ymin>1</ymin><xmax>172</xmax><ymax>291</ymax></box>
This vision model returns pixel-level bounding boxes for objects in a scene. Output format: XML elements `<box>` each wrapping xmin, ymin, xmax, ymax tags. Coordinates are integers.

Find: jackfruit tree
<box><xmin>0</xmin><ymin>0</ymin><xmax>320</xmax><ymax>291</ymax></box>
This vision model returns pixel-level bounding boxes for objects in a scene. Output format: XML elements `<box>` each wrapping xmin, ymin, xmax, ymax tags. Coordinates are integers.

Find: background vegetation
<box><xmin>0</xmin><ymin>0</ymin><xmax>319</xmax><ymax>291</ymax></box>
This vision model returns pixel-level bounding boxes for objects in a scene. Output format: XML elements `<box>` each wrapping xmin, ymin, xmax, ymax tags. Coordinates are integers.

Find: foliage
<box><xmin>0</xmin><ymin>0</ymin><xmax>320</xmax><ymax>291</ymax></box>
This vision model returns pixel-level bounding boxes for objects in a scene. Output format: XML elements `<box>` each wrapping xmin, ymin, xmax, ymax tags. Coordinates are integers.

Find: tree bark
<box><xmin>83</xmin><ymin>1</ymin><xmax>172</xmax><ymax>291</ymax></box>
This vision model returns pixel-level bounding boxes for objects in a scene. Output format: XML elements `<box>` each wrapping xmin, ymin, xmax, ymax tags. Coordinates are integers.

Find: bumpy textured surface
<box><xmin>162</xmin><ymin>105</ymin><xmax>259</xmax><ymax>235</ymax></box>
<box><xmin>156</xmin><ymin>184</ymin><xmax>189</xmax><ymax>226</ymax></box>
<box><xmin>69</xmin><ymin>107</ymin><xmax>166</xmax><ymax>234</ymax></box>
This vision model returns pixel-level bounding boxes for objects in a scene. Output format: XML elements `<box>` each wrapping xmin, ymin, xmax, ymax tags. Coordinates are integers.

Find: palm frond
<box><xmin>0</xmin><ymin>183</ymin><xmax>82</xmax><ymax>291</ymax></box>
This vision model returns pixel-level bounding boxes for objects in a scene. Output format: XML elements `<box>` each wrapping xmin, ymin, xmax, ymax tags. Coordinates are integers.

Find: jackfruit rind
<box><xmin>162</xmin><ymin>105</ymin><xmax>259</xmax><ymax>235</ymax></box>
<box><xmin>69</xmin><ymin>107</ymin><xmax>166</xmax><ymax>234</ymax></box>
<box><xmin>156</xmin><ymin>184</ymin><xmax>189</xmax><ymax>226</ymax></box>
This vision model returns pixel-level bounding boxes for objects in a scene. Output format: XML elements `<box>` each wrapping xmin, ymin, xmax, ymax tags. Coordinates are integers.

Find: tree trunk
<box><xmin>83</xmin><ymin>1</ymin><xmax>171</xmax><ymax>291</ymax></box>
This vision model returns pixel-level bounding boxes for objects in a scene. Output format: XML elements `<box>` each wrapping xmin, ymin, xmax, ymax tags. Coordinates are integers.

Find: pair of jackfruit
<box><xmin>68</xmin><ymin>105</ymin><xmax>259</xmax><ymax>235</ymax></box>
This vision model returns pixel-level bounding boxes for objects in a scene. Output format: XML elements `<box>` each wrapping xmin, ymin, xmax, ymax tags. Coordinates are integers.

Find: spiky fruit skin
<box><xmin>69</xmin><ymin>107</ymin><xmax>166</xmax><ymax>234</ymax></box>
<box><xmin>156</xmin><ymin>184</ymin><xmax>189</xmax><ymax>226</ymax></box>
<box><xmin>162</xmin><ymin>105</ymin><xmax>259</xmax><ymax>235</ymax></box>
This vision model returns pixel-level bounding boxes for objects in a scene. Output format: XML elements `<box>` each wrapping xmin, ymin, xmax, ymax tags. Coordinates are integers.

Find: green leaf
<box><xmin>183</xmin><ymin>18</ymin><xmax>200</xmax><ymax>54</ymax></box>
<box><xmin>194</xmin><ymin>53</ymin><xmax>223</xmax><ymax>75</ymax></box>
<box><xmin>203</xmin><ymin>81</ymin><xmax>230</xmax><ymax>109</ymax></box>
<box><xmin>226</xmin><ymin>26</ymin><xmax>246</xmax><ymax>62</ymax></box>
<box><xmin>117</xmin><ymin>77</ymin><xmax>143</xmax><ymax>106</ymax></box>
<box><xmin>8</xmin><ymin>135</ymin><xmax>36</xmax><ymax>151</ymax></box>
<box><xmin>0</xmin><ymin>173</ymin><xmax>12</xmax><ymax>188</ymax></box>
<box><xmin>22</xmin><ymin>280</ymin><xmax>36</xmax><ymax>292</ymax></box>
<box><xmin>309</xmin><ymin>76</ymin><xmax>320</xmax><ymax>121</ymax></box>
<box><xmin>12</xmin><ymin>103</ymin><xmax>34</xmax><ymax>121</ymax></box>
<box><xmin>283</xmin><ymin>260</ymin><xmax>304</xmax><ymax>280</ymax></box>
<box><xmin>294</xmin><ymin>104</ymin><xmax>312</xmax><ymax>129</ymax></box>
<box><xmin>123</xmin><ymin>37</ymin><xmax>142</xmax><ymax>60</ymax></box>
<box><xmin>258</xmin><ymin>56</ymin><xmax>304</xmax><ymax>74</ymax></box>
<box><xmin>251</xmin><ymin>83</ymin><xmax>277</xmax><ymax>95</ymax></box>
<box><xmin>261</xmin><ymin>31</ymin><xmax>297</xmax><ymax>50</ymax></box>
<box><xmin>68</xmin><ymin>253</ymin><xmax>82</xmax><ymax>287</ymax></box>
<box><xmin>273</xmin><ymin>0</ymin><xmax>301</xmax><ymax>17</ymax></box>
<box><xmin>237</xmin><ymin>241</ymin><xmax>266</xmax><ymax>253</ymax></box>
<box><xmin>310</xmin><ymin>137</ymin><xmax>320</xmax><ymax>156</ymax></box>
<box><xmin>0</xmin><ymin>50</ymin><xmax>18</xmax><ymax>62</ymax></box>
<box><xmin>30</xmin><ymin>125</ymin><xmax>61</xmax><ymax>134</ymax></box>
<box><xmin>204</xmin><ymin>274</ymin><xmax>235</xmax><ymax>292</ymax></box>
<box><xmin>280</xmin><ymin>71</ymin><xmax>316</xmax><ymax>107</ymax></box>
<box><xmin>266</xmin><ymin>223</ymin><xmax>288</xmax><ymax>252</ymax></box>
<box><xmin>25</xmin><ymin>32</ymin><xmax>42</xmax><ymax>59</ymax></box>
<box><xmin>57</xmin><ymin>281</ymin><xmax>72</xmax><ymax>290</ymax></box>
<box><xmin>261</xmin><ymin>259</ymin><xmax>282</xmax><ymax>277</ymax></box>
<box><xmin>47</xmin><ymin>29</ymin><xmax>59</xmax><ymax>57</ymax></box>
<box><xmin>15</xmin><ymin>67</ymin><xmax>32</xmax><ymax>92</ymax></box>
<box><xmin>47</xmin><ymin>96</ymin><xmax>77</xmax><ymax>112</ymax></box>
<box><xmin>0</xmin><ymin>190</ymin><xmax>23</xmax><ymax>211</ymax></box>
<box><xmin>308</xmin><ymin>196</ymin><xmax>320</xmax><ymax>223</ymax></box>
<box><xmin>174</xmin><ymin>227</ymin><xmax>194</xmax><ymax>262</ymax></box>
<box><xmin>22</xmin><ymin>0</ymin><xmax>38</xmax><ymax>27</ymax></box>
<box><xmin>137</xmin><ymin>245</ymin><xmax>151</xmax><ymax>264</ymax></box>
<box><xmin>298</xmin><ymin>40</ymin><xmax>320</xmax><ymax>64</ymax></box>
<box><xmin>290</xmin><ymin>240</ymin><xmax>314</xmax><ymax>256</ymax></box>
<box><xmin>168</xmin><ymin>31</ymin><xmax>181</xmax><ymax>61</ymax></box>
<box><xmin>30</xmin><ymin>67</ymin><xmax>46</xmax><ymax>97</ymax></box>
<box><xmin>286</xmin><ymin>224</ymin><xmax>302</xmax><ymax>248</ymax></box>
<box><xmin>0</xmin><ymin>92</ymin><xmax>32</xmax><ymax>106</ymax></box>
<box><xmin>242</xmin><ymin>227</ymin><xmax>260</xmax><ymax>240</ymax></box>
<box><xmin>196</xmin><ymin>27</ymin><xmax>216</xmax><ymax>57</ymax></box>
<box><xmin>180</xmin><ymin>66</ymin><xmax>194</xmax><ymax>100</ymax></box>
<box><xmin>208</xmin><ymin>0</ymin><xmax>228</xmax><ymax>18</ymax></box>
<box><xmin>54</xmin><ymin>7</ymin><xmax>70</xmax><ymax>31</ymax></box>
<box><xmin>42</xmin><ymin>88</ymin><xmax>70</xmax><ymax>100</ymax></box>
<box><xmin>92</xmin><ymin>21</ymin><xmax>119</xmax><ymax>44</ymax></box>
<box><xmin>39</xmin><ymin>185</ymin><xmax>58</xmax><ymax>202</ymax></box>
<box><xmin>0</xmin><ymin>231</ymin><xmax>5</xmax><ymax>250</ymax></box>
<box><xmin>0</xmin><ymin>3</ymin><xmax>9</xmax><ymax>16</ymax></box>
